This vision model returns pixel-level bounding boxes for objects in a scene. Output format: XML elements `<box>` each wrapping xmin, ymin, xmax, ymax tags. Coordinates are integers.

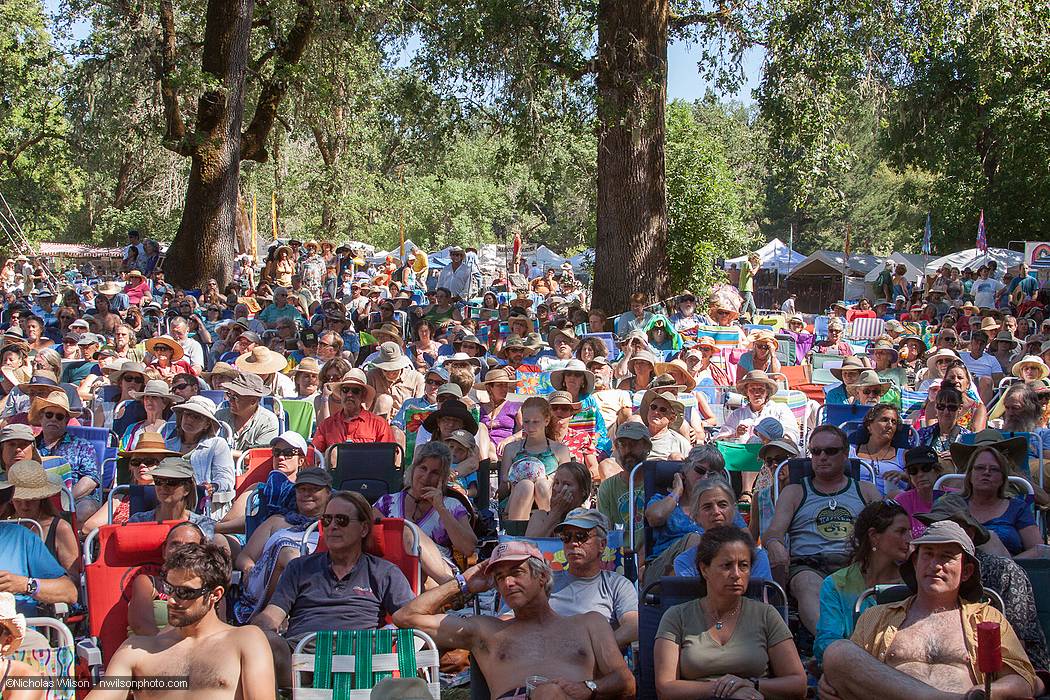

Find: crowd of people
<box><xmin>0</xmin><ymin>237</ymin><xmax>1047</xmax><ymax>699</ymax></box>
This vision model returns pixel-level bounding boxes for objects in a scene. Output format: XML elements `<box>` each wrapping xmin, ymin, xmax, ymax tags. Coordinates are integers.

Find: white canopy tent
<box><xmin>724</xmin><ymin>238</ymin><xmax>805</xmax><ymax>275</ymax></box>
<box><xmin>529</xmin><ymin>245</ymin><xmax>594</xmax><ymax>272</ymax></box>
<box><xmin>924</xmin><ymin>247</ymin><xmax>1023</xmax><ymax>274</ymax></box>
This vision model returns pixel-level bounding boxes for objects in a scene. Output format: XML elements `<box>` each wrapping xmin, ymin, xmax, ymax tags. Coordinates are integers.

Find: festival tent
<box><xmin>530</xmin><ymin>245</ymin><xmax>594</xmax><ymax>272</ymax></box>
<box><xmin>924</xmin><ymin>247</ymin><xmax>1023</xmax><ymax>274</ymax></box>
<box><xmin>724</xmin><ymin>238</ymin><xmax>805</xmax><ymax>275</ymax></box>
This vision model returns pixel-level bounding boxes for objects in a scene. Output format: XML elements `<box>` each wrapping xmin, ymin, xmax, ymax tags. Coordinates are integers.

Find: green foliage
<box><xmin>665</xmin><ymin>100</ymin><xmax>752</xmax><ymax>294</ymax></box>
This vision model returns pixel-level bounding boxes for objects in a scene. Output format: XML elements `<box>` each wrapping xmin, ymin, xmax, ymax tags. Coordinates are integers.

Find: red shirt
<box><xmin>312</xmin><ymin>409</ymin><xmax>395</xmax><ymax>453</ymax></box>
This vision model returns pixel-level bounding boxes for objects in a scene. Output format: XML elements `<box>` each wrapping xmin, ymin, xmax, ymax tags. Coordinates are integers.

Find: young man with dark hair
<box><xmin>88</xmin><ymin>542</ymin><xmax>274</xmax><ymax>699</ymax></box>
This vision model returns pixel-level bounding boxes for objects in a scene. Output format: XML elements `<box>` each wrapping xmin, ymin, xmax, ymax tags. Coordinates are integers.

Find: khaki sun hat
<box><xmin>236</xmin><ymin>346</ymin><xmax>287</xmax><ymax>375</ymax></box>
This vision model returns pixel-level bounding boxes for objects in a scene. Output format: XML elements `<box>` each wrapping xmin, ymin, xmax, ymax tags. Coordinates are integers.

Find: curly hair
<box><xmin>849</xmin><ymin>500</ymin><xmax>908</xmax><ymax>573</ymax></box>
<box><xmin>163</xmin><ymin>542</ymin><xmax>231</xmax><ymax>593</ymax></box>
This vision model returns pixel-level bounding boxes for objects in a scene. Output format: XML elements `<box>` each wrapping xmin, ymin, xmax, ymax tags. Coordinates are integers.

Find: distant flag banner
<box><xmin>976</xmin><ymin>210</ymin><xmax>988</xmax><ymax>253</ymax></box>
<box><xmin>922</xmin><ymin>213</ymin><xmax>933</xmax><ymax>255</ymax></box>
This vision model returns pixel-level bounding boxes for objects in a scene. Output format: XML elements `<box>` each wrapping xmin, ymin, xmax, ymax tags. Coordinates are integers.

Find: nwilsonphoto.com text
<box><xmin>4</xmin><ymin>676</ymin><xmax>191</xmax><ymax>690</ymax></box>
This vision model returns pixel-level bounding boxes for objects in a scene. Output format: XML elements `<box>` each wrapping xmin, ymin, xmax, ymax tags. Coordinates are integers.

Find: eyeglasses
<box><xmin>318</xmin><ymin>340</ymin><xmax>337</xmax><ymax>348</ymax></box>
<box><xmin>648</xmin><ymin>403</ymin><xmax>673</xmax><ymax>415</ymax></box>
<box><xmin>810</xmin><ymin>446</ymin><xmax>843</xmax><ymax>457</ymax></box>
<box><xmin>171</xmin><ymin>384</ymin><xmax>191</xmax><ymax>392</ymax></box>
<box><xmin>272</xmin><ymin>447</ymin><xmax>301</xmax><ymax>458</ymax></box>
<box><xmin>971</xmin><ymin>465</ymin><xmax>1001</xmax><ymax>474</ymax></box>
<box><xmin>340</xmin><ymin>386</ymin><xmax>364</xmax><ymax>396</ymax></box>
<box><xmin>693</xmin><ymin>465</ymin><xmax>717</xmax><ymax>477</ymax></box>
<box><xmin>558</xmin><ymin>531</ymin><xmax>594</xmax><ymax>545</ymax></box>
<box><xmin>162</xmin><ymin>580</ymin><xmax>212</xmax><ymax>601</ymax></box>
<box><xmin>860</xmin><ymin>388</ymin><xmax>884</xmax><ymax>396</ymax></box>
<box><xmin>906</xmin><ymin>464</ymin><xmax>936</xmax><ymax>475</ymax></box>
<box><xmin>320</xmin><ymin>513</ymin><xmax>362</xmax><ymax>528</ymax></box>
<box><xmin>425</xmin><ymin>378</ymin><xmax>444</xmax><ymax>387</ymax></box>
<box><xmin>42</xmin><ymin>411</ymin><xmax>67</xmax><ymax>420</ymax></box>
<box><xmin>936</xmin><ymin>403</ymin><xmax>961</xmax><ymax>411</ymax></box>
<box><xmin>153</xmin><ymin>477</ymin><xmax>188</xmax><ymax>488</ymax></box>
<box><xmin>123</xmin><ymin>376</ymin><xmax>145</xmax><ymax>384</ymax></box>
<box><xmin>130</xmin><ymin>458</ymin><xmax>161</xmax><ymax>467</ymax></box>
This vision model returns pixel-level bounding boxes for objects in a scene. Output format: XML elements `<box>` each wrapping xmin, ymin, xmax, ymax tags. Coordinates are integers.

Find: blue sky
<box><xmin>667</xmin><ymin>40</ymin><xmax>763</xmax><ymax>104</ymax></box>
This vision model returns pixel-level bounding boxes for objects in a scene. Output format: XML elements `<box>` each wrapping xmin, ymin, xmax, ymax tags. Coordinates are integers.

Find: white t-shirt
<box><xmin>961</xmin><ymin>351</ymin><xmax>1003</xmax><ymax>379</ymax></box>
<box><xmin>972</xmin><ymin>278</ymin><xmax>1003</xmax><ymax>309</ymax></box>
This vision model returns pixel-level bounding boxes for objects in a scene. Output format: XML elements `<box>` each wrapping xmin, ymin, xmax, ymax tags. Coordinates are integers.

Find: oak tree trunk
<box><xmin>592</xmin><ymin>0</ymin><xmax>670</xmax><ymax>312</ymax></box>
<box><xmin>162</xmin><ymin>0</ymin><xmax>254</xmax><ymax>289</ymax></box>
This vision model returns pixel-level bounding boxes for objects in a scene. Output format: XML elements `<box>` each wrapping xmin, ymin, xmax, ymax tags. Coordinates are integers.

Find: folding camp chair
<box><xmin>842</xmin><ymin>422</ymin><xmax>919</xmax><ymax>449</ymax></box>
<box><xmin>17</xmin><ymin>617</ymin><xmax>76</xmax><ymax>700</ymax></box>
<box><xmin>300</xmin><ymin>517</ymin><xmax>422</xmax><ymax>595</ymax></box>
<box><xmin>817</xmin><ymin>403</ymin><xmax>872</xmax><ymax>426</ymax></box>
<box><xmin>637</xmin><ymin>577</ymin><xmax>787</xmax><ymax>700</ymax></box>
<box><xmin>281</xmin><ymin>398</ymin><xmax>317</xmax><ymax>442</ymax></box>
<box><xmin>200</xmin><ymin>389</ymin><xmax>225</xmax><ymax>404</ymax></box>
<box><xmin>78</xmin><ymin>522</ymin><xmax>180</xmax><ymax>679</ymax></box>
<box><xmin>772</xmin><ymin>458</ymin><xmax>877</xmax><ymax>502</ymax></box>
<box><xmin>1016</xmin><ymin>559</ymin><xmax>1050</xmax><ymax>654</ymax></box>
<box><xmin>65</xmin><ymin>425</ymin><xmax>119</xmax><ymax>492</ymax></box>
<box><xmin>329</xmin><ymin>442</ymin><xmax>402</xmax><ymax>500</ymax></box>
<box><xmin>291</xmin><ymin>629</ymin><xmax>440</xmax><ymax>700</ymax></box>
<box><xmin>853</xmin><ymin>583</ymin><xmax>1004</xmax><ymax>622</ymax></box>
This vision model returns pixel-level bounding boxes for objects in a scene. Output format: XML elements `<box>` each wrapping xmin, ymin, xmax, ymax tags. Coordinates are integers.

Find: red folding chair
<box><xmin>234</xmin><ymin>446</ymin><xmax>324</xmax><ymax>497</ymax></box>
<box><xmin>76</xmin><ymin>521</ymin><xmax>180</xmax><ymax>681</ymax></box>
<box><xmin>301</xmin><ymin>517</ymin><xmax>422</xmax><ymax>596</ymax></box>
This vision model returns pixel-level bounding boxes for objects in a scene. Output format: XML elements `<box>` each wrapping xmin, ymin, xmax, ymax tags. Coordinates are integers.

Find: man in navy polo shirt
<box><xmin>251</xmin><ymin>490</ymin><xmax>413</xmax><ymax>688</ymax></box>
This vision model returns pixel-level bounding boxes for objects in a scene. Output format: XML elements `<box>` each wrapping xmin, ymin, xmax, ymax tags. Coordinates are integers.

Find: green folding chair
<box><xmin>715</xmin><ymin>442</ymin><xmax>763</xmax><ymax>473</ymax></box>
<box><xmin>282</xmin><ymin>398</ymin><xmax>316</xmax><ymax>443</ymax></box>
<box><xmin>292</xmin><ymin>628</ymin><xmax>440</xmax><ymax>700</ymax></box>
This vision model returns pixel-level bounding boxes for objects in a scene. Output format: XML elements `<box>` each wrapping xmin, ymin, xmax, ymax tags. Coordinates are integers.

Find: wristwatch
<box><xmin>749</xmin><ymin>677</ymin><xmax>759</xmax><ymax>690</ymax></box>
<box><xmin>454</xmin><ymin>573</ymin><xmax>469</xmax><ymax>595</ymax></box>
<box><xmin>25</xmin><ymin>578</ymin><xmax>38</xmax><ymax>597</ymax></box>
<box><xmin>584</xmin><ymin>680</ymin><xmax>597</xmax><ymax>699</ymax></box>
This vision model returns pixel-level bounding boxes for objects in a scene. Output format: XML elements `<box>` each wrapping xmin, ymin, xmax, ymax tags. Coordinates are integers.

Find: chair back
<box><xmin>16</xmin><ymin>617</ymin><xmax>75</xmax><ymax>700</ymax></box>
<box><xmin>821</xmin><ymin>403</ymin><xmax>872</xmax><ymax>426</ymax></box>
<box><xmin>82</xmin><ymin>522</ymin><xmax>179</xmax><ymax>663</ymax></box>
<box><xmin>330</xmin><ymin>442</ymin><xmax>402</xmax><ymax>500</ymax></box>
<box><xmin>302</xmin><ymin>518</ymin><xmax>421</xmax><ymax>595</ymax></box>
<box><xmin>281</xmin><ymin>398</ymin><xmax>316</xmax><ymax>442</ymax></box>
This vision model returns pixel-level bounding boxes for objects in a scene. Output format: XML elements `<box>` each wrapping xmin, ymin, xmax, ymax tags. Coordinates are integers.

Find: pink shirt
<box><xmin>893</xmin><ymin>489</ymin><xmax>933</xmax><ymax>538</ymax></box>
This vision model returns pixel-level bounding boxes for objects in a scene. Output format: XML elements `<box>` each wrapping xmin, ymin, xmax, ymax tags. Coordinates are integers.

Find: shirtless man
<box><xmin>87</xmin><ymin>542</ymin><xmax>274</xmax><ymax>700</ymax></box>
<box><xmin>394</xmin><ymin>541</ymin><xmax>635</xmax><ymax>700</ymax></box>
<box><xmin>820</xmin><ymin>521</ymin><xmax>1036</xmax><ymax>700</ymax></box>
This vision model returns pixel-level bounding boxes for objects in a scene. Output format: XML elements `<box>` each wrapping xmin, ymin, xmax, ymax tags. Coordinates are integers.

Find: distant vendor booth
<box><xmin>39</xmin><ymin>243</ymin><xmax>125</xmax><ymax>275</ymax></box>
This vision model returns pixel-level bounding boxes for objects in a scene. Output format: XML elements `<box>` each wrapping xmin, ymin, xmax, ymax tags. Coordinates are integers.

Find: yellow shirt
<box><xmin>851</xmin><ymin>596</ymin><xmax>1035</xmax><ymax>691</ymax></box>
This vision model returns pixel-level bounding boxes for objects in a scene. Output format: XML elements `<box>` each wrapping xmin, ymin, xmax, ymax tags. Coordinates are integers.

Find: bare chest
<box><xmin>885</xmin><ymin>613</ymin><xmax>975</xmax><ymax>690</ymax></box>
<box><xmin>134</xmin><ymin>637</ymin><xmax>242</xmax><ymax>691</ymax></box>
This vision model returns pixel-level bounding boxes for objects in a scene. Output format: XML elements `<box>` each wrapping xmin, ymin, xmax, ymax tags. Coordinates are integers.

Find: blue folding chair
<box><xmin>843</xmin><ymin>422</ymin><xmax>918</xmax><ymax>449</ymax></box>
<box><xmin>200</xmin><ymin>389</ymin><xmax>225</xmax><ymax>404</ymax></box>
<box><xmin>66</xmin><ymin>426</ymin><xmax>117</xmax><ymax>490</ymax></box>
<box><xmin>581</xmin><ymin>332</ymin><xmax>619</xmax><ymax>361</ymax></box>
<box><xmin>819</xmin><ymin>403</ymin><xmax>872</xmax><ymax>426</ymax></box>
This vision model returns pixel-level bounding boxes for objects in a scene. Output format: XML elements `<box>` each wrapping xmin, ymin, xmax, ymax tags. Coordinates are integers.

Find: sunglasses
<box><xmin>272</xmin><ymin>447</ymin><xmax>301</xmax><ymax>458</ymax></box>
<box><xmin>558</xmin><ymin>531</ymin><xmax>594</xmax><ymax>545</ymax></box>
<box><xmin>936</xmin><ymin>403</ymin><xmax>961</xmax><ymax>411</ymax></box>
<box><xmin>154</xmin><ymin>345</ymin><xmax>174</xmax><ymax>352</ymax></box>
<box><xmin>424</xmin><ymin>378</ymin><xmax>444</xmax><ymax>387</ymax></box>
<box><xmin>693</xmin><ymin>465</ymin><xmax>717</xmax><ymax>477</ymax></box>
<box><xmin>123</xmin><ymin>376</ymin><xmax>146</xmax><ymax>384</ymax></box>
<box><xmin>860</xmin><ymin>388</ymin><xmax>884</xmax><ymax>396</ymax></box>
<box><xmin>42</xmin><ymin>411</ymin><xmax>67</xmax><ymax>420</ymax></box>
<box><xmin>320</xmin><ymin>513</ymin><xmax>362</xmax><ymax>528</ymax></box>
<box><xmin>810</xmin><ymin>446</ymin><xmax>843</xmax><ymax>457</ymax></box>
<box><xmin>162</xmin><ymin>580</ymin><xmax>212</xmax><ymax>601</ymax></box>
<box><xmin>648</xmin><ymin>403</ymin><xmax>673</xmax><ymax>415</ymax></box>
<box><xmin>153</xmin><ymin>477</ymin><xmax>189</xmax><ymax>488</ymax></box>
<box><xmin>906</xmin><ymin>464</ymin><xmax>936</xmax><ymax>475</ymax></box>
<box><xmin>171</xmin><ymin>384</ymin><xmax>191</xmax><ymax>392</ymax></box>
<box><xmin>130</xmin><ymin>458</ymin><xmax>161</xmax><ymax>467</ymax></box>
<box><xmin>339</xmin><ymin>386</ymin><xmax>364</xmax><ymax>396</ymax></box>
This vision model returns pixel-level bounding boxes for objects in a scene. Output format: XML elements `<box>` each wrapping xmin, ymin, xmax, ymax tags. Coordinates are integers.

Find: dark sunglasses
<box><xmin>153</xmin><ymin>477</ymin><xmax>188</xmax><ymax>488</ymax></box>
<box><xmin>811</xmin><ymin>446</ymin><xmax>843</xmax><ymax>457</ymax></box>
<box><xmin>860</xmin><ymin>388</ymin><xmax>884</xmax><ymax>396</ymax></box>
<box><xmin>936</xmin><ymin>403</ymin><xmax>961</xmax><ymax>411</ymax></box>
<box><xmin>648</xmin><ymin>403</ymin><xmax>673</xmax><ymax>415</ymax></box>
<box><xmin>425</xmin><ymin>378</ymin><xmax>444</xmax><ymax>387</ymax></box>
<box><xmin>693</xmin><ymin>465</ymin><xmax>717</xmax><ymax>477</ymax></box>
<box><xmin>123</xmin><ymin>376</ymin><xmax>145</xmax><ymax>384</ymax></box>
<box><xmin>339</xmin><ymin>386</ymin><xmax>364</xmax><ymax>397</ymax></box>
<box><xmin>162</xmin><ymin>580</ymin><xmax>212</xmax><ymax>601</ymax></box>
<box><xmin>130</xmin><ymin>458</ymin><xmax>161</xmax><ymax>467</ymax></box>
<box><xmin>558</xmin><ymin>531</ymin><xmax>594</xmax><ymax>545</ymax></box>
<box><xmin>906</xmin><ymin>463</ymin><xmax>936</xmax><ymax>475</ymax></box>
<box><xmin>320</xmin><ymin>513</ymin><xmax>361</xmax><ymax>528</ymax></box>
<box><xmin>42</xmin><ymin>411</ymin><xmax>67</xmax><ymax>420</ymax></box>
<box><xmin>272</xmin><ymin>447</ymin><xmax>301</xmax><ymax>458</ymax></box>
<box><xmin>171</xmin><ymin>384</ymin><xmax>191</xmax><ymax>392</ymax></box>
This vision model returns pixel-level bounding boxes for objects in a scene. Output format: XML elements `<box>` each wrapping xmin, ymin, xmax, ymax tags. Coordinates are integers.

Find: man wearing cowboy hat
<box><xmin>215</xmin><ymin>373</ymin><xmax>280</xmax><ymax>461</ymax></box>
<box><xmin>33</xmin><ymin>390</ymin><xmax>102</xmax><ymax>520</ymax></box>
<box><xmin>95</xmin><ymin>542</ymin><xmax>276</xmax><ymax>699</ymax></box>
<box><xmin>311</xmin><ymin>368</ymin><xmax>394</xmax><ymax>459</ymax></box>
<box><xmin>435</xmin><ymin>246</ymin><xmax>473</xmax><ymax>300</ymax></box>
<box><xmin>820</xmin><ymin>521</ymin><xmax>1036</xmax><ymax>700</ymax></box>
<box><xmin>394</xmin><ymin>541</ymin><xmax>635</xmax><ymax>700</ymax></box>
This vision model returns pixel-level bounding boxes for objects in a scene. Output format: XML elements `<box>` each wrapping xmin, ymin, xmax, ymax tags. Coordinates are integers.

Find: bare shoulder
<box><xmin>858</xmin><ymin>480</ymin><xmax>882</xmax><ymax>501</ymax></box>
<box><xmin>777</xmin><ymin>483</ymin><xmax>803</xmax><ymax>506</ymax></box>
<box><xmin>227</xmin><ymin>623</ymin><xmax>271</xmax><ymax>648</ymax></box>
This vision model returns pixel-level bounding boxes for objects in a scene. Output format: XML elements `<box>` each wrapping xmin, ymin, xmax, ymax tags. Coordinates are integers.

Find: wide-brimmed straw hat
<box><xmin>372</xmin><ymin>323</ymin><xmax>403</xmax><ymax>345</ymax></box>
<box><xmin>327</xmin><ymin>368</ymin><xmax>376</xmax><ymax>405</ymax></box>
<box><xmin>479</xmin><ymin>366</ymin><xmax>517</xmax><ymax>386</ymax></box>
<box><xmin>1012</xmin><ymin>355</ymin><xmax>1050</xmax><ymax>380</ymax></box>
<box><xmin>0</xmin><ymin>592</ymin><xmax>26</xmax><ymax>654</ymax></box>
<box><xmin>923</xmin><ymin>347</ymin><xmax>959</xmax><ymax>371</ymax></box>
<box><xmin>735</xmin><ymin>370</ymin><xmax>778</xmax><ymax>397</ymax></box>
<box><xmin>440</xmin><ymin>352</ymin><xmax>483</xmax><ymax>370</ymax></box>
<box><xmin>236</xmin><ymin>346</ymin><xmax>287</xmax><ymax>375</ymax></box>
<box><xmin>422</xmin><ymin>399</ymin><xmax>478</xmax><ymax>435</ymax></box>
<box><xmin>28</xmin><ymin>390</ymin><xmax>71</xmax><ymax>424</ymax></box>
<box><xmin>293</xmin><ymin>357</ymin><xmax>321</xmax><ymax>375</ymax></box>
<box><xmin>120</xmin><ymin>432</ymin><xmax>178</xmax><ymax>459</ymax></box>
<box><xmin>547</xmin><ymin>390</ymin><xmax>582</xmax><ymax>412</ymax></box>
<box><xmin>654</xmin><ymin>359</ymin><xmax>697</xmax><ymax>392</ymax></box>
<box><xmin>989</xmin><ymin>331</ymin><xmax>1022</xmax><ymax>352</ymax></box>
<box><xmin>747</xmin><ymin>330</ymin><xmax>779</xmax><ymax>351</ymax></box>
<box><xmin>202</xmin><ymin>362</ymin><xmax>240</xmax><ymax>383</ymax></box>
<box><xmin>549</xmin><ymin>359</ymin><xmax>595</xmax><ymax>395</ymax></box>
<box><xmin>979</xmin><ymin>317</ymin><xmax>1001</xmax><ymax>333</ymax></box>
<box><xmin>639</xmin><ymin>389</ymin><xmax>684</xmax><ymax>430</ymax></box>
<box><xmin>130</xmin><ymin>379</ymin><xmax>182</xmax><ymax>402</ymax></box>
<box><xmin>868</xmin><ymin>339</ymin><xmax>899</xmax><ymax>363</ymax></box>
<box><xmin>548</xmin><ymin>327</ymin><xmax>579</xmax><ymax>349</ymax></box>
<box><xmin>6</xmin><ymin>460</ymin><xmax>62</xmax><ymax>500</ymax></box>
<box><xmin>372</xmin><ymin>342</ymin><xmax>413</xmax><ymax>371</ymax></box>
<box><xmin>145</xmin><ymin>336</ymin><xmax>185</xmax><ymax>362</ymax></box>
<box><xmin>96</xmin><ymin>281</ymin><xmax>123</xmax><ymax>296</ymax></box>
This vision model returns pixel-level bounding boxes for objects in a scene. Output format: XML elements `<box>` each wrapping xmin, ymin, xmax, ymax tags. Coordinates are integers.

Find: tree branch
<box><xmin>0</xmin><ymin>130</ymin><xmax>63</xmax><ymax>170</ymax></box>
<box><xmin>241</xmin><ymin>0</ymin><xmax>317</xmax><ymax>162</ymax></box>
<box><xmin>154</xmin><ymin>0</ymin><xmax>190</xmax><ymax>156</ymax></box>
